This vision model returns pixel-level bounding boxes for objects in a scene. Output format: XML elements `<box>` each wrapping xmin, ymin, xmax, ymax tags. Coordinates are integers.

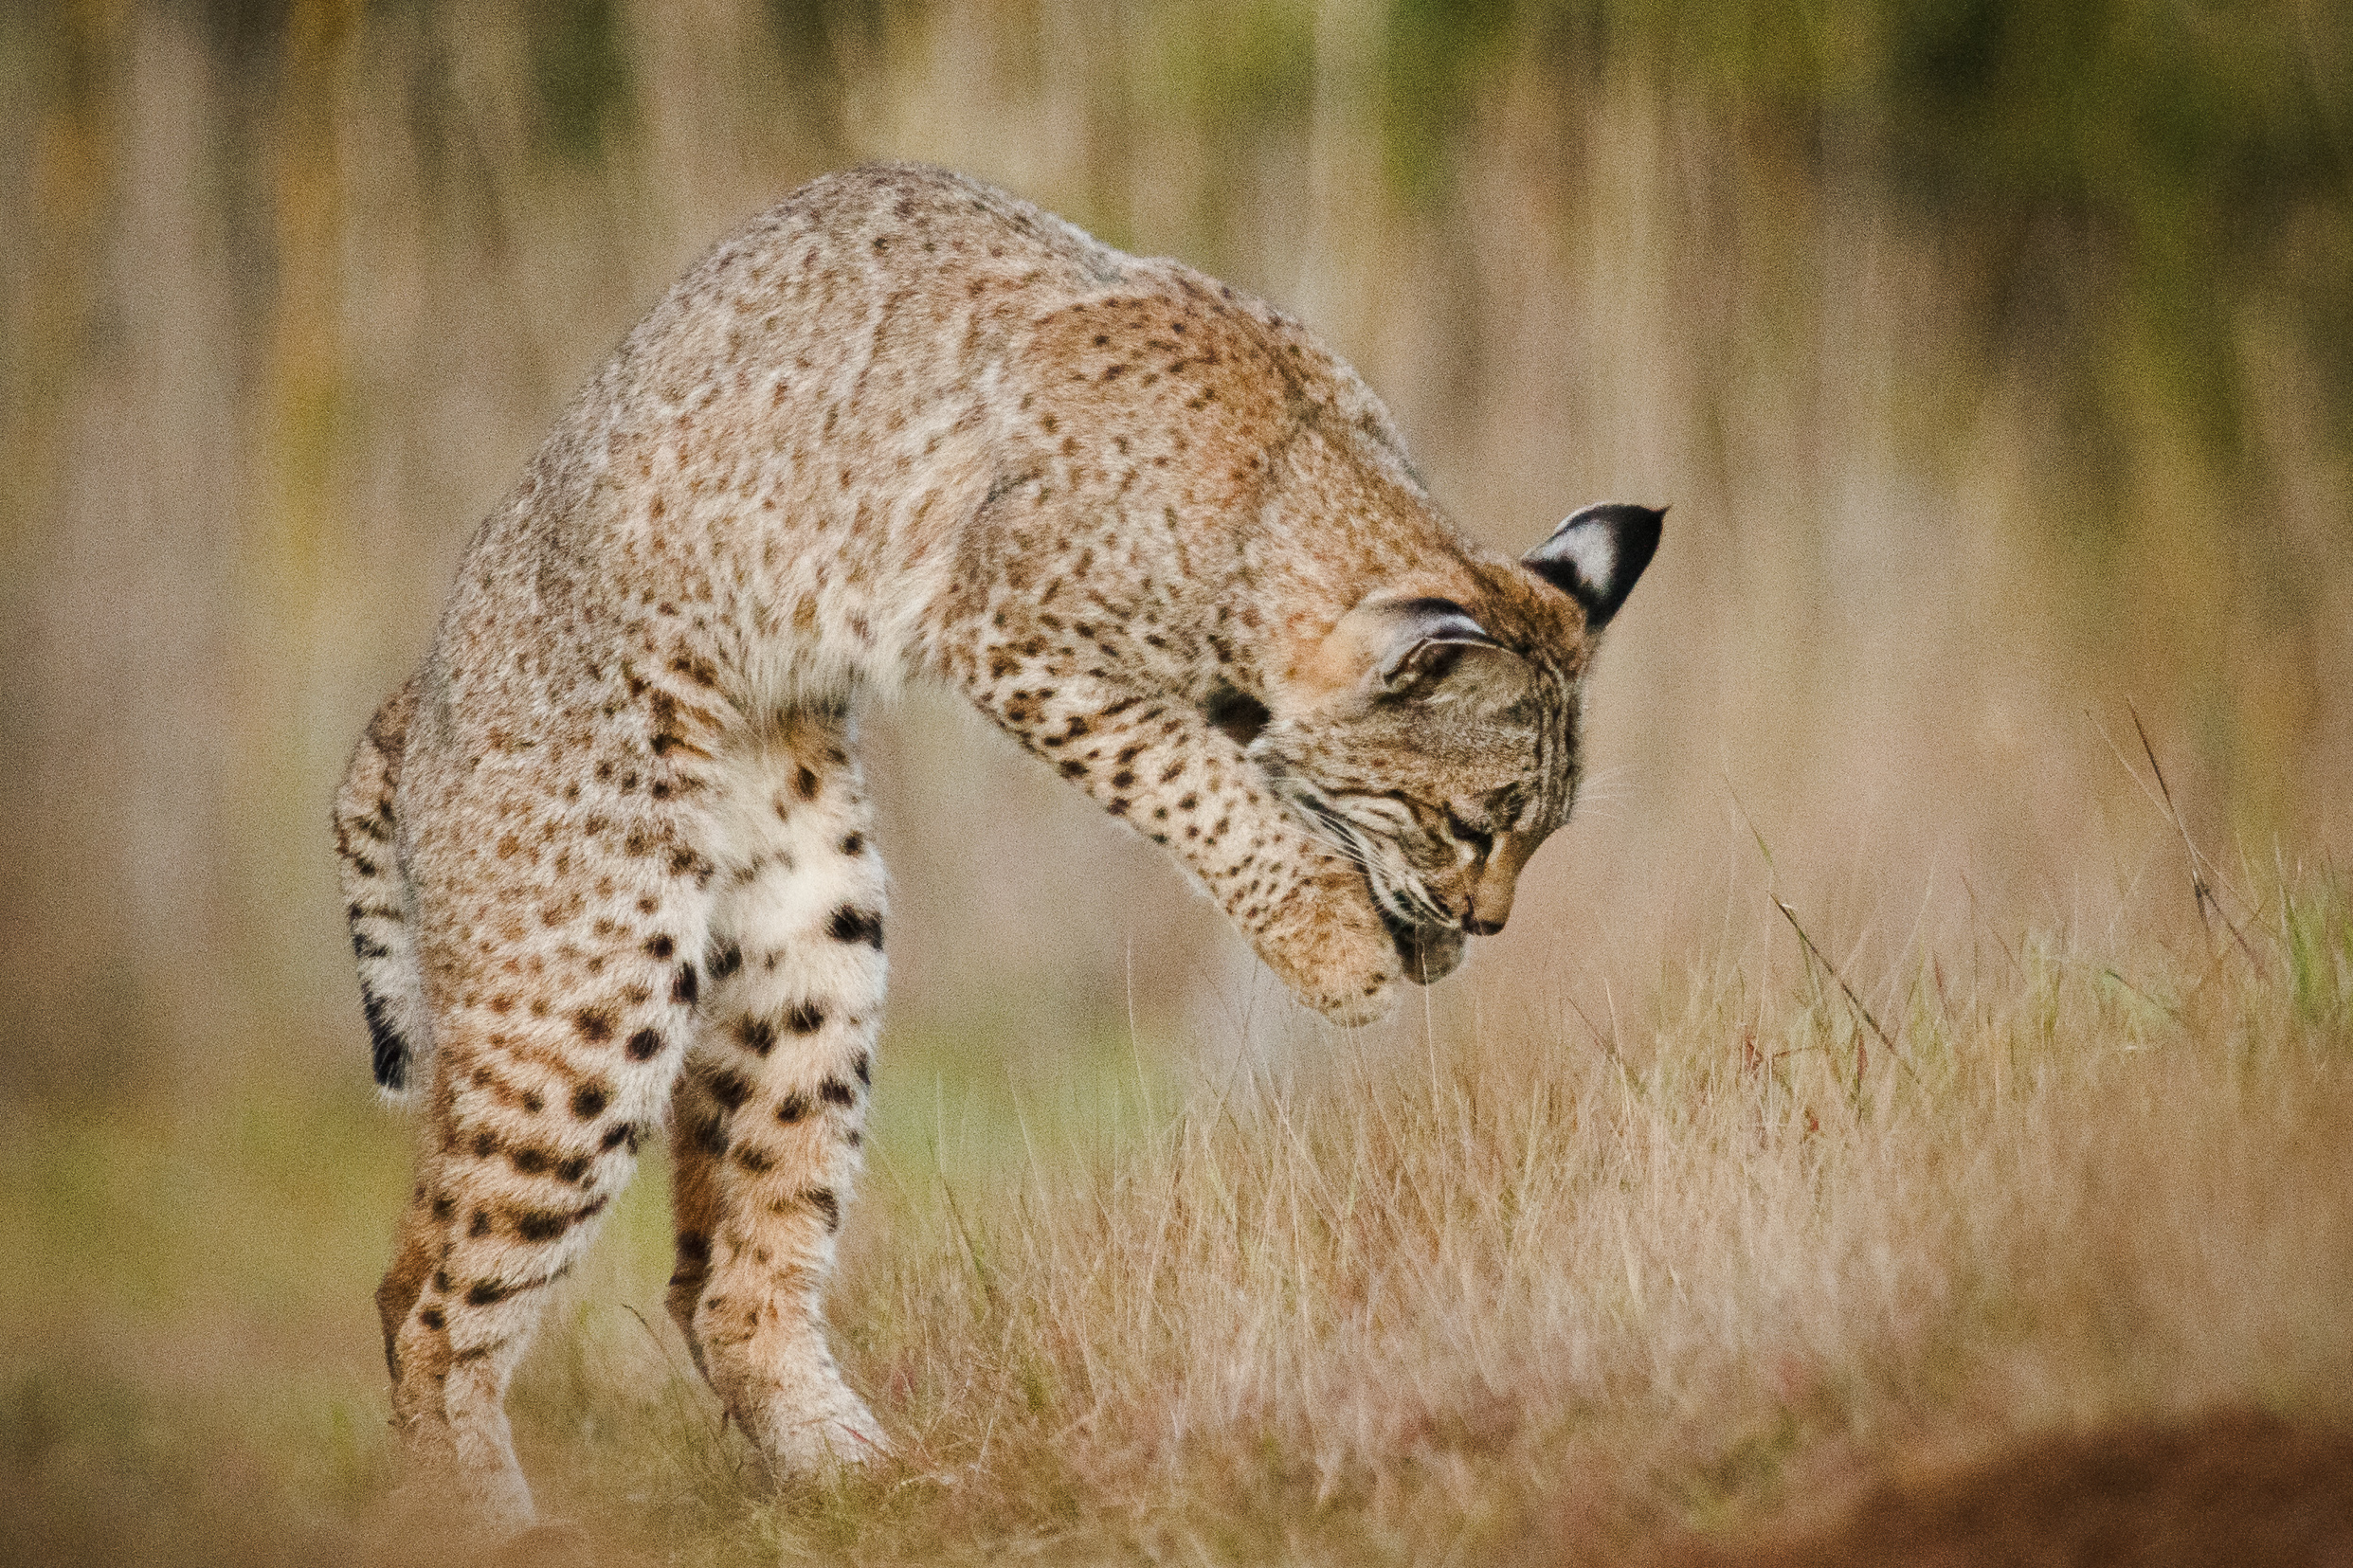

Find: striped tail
<box><xmin>334</xmin><ymin>676</ymin><xmax>428</xmax><ymax>1094</ymax></box>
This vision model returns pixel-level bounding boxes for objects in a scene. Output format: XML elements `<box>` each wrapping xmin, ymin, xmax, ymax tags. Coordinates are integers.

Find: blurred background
<box><xmin>1</xmin><ymin>0</ymin><xmax>2346</xmax><ymax>1102</ymax></box>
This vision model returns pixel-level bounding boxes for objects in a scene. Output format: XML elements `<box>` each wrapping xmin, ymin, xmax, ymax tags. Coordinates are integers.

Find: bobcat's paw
<box><xmin>1256</xmin><ymin>864</ymin><xmax>1403</xmax><ymax>1025</ymax></box>
<box><xmin>746</xmin><ymin>1383</ymin><xmax>891</xmax><ymax>1481</ymax></box>
<box><xmin>1312</xmin><ymin>974</ymin><xmax>1399</xmax><ymax>1029</ymax></box>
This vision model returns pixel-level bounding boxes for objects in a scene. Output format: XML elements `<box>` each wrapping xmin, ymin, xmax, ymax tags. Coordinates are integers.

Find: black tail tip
<box><xmin>363</xmin><ymin>990</ymin><xmax>410</xmax><ymax>1091</ymax></box>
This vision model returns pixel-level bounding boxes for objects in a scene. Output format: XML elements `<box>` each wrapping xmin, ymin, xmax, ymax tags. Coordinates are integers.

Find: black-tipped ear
<box><xmin>1524</xmin><ymin>502</ymin><xmax>1665</xmax><ymax>630</ymax></box>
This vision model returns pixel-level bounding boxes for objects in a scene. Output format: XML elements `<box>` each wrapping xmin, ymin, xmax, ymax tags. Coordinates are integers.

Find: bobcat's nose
<box><xmin>1464</xmin><ymin>830</ymin><xmax>1533</xmax><ymax>937</ymax></box>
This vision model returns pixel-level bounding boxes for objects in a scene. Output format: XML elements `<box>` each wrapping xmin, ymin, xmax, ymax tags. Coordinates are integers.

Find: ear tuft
<box><xmin>1523</xmin><ymin>502</ymin><xmax>1665</xmax><ymax>630</ymax></box>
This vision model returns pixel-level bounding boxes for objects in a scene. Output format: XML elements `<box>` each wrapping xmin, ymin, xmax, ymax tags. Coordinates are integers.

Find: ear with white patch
<box><xmin>1315</xmin><ymin>595</ymin><xmax>1531</xmax><ymax>710</ymax></box>
<box><xmin>1524</xmin><ymin>502</ymin><xmax>1665</xmax><ymax>631</ymax></box>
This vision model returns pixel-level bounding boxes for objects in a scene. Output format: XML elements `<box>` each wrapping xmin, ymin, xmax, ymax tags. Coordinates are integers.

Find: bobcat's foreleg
<box><xmin>961</xmin><ymin>658</ymin><xmax>1401</xmax><ymax>1023</ymax></box>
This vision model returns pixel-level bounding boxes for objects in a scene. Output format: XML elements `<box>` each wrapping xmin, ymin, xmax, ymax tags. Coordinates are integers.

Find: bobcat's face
<box><xmin>1248</xmin><ymin>606</ymin><xmax>1575</xmax><ymax>984</ymax></box>
<box><xmin>1247</xmin><ymin>503</ymin><xmax>1663</xmax><ymax>985</ymax></box>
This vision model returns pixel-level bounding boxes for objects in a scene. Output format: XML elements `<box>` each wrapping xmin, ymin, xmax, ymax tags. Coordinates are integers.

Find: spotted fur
<box><xmin>333</xmin><ymin>163</ymin><xmax>1656</xmax><ymax>1532</ymax></box>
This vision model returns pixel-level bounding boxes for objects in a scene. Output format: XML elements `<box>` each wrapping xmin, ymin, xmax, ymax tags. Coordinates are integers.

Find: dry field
<box><xmin>7</xmin><ymin>850</ymin><xmax>2347</xmax><ymax>1566</ymax></box>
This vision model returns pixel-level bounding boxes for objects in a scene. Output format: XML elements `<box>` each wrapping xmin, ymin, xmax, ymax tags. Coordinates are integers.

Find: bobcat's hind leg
<box><xmin>665</xmin><ymin>705</ymin><xmax>887</xmax><ymax>1475</ymax></box>
<box><xmin>384</xmin><ymin>903</ymin><xmax>706</xmax><ymax>1528</ymax></box>
<box><xmin>380</xmin><ymin>758</ymin><xmax>717</xmax><ymax>1533</ymax></box>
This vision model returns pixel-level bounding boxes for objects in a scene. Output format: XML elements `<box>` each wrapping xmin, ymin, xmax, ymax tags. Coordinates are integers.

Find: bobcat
<box><xmin>332</xmin><ymin>163</ymin><xmax>1659</xmax><ymax>1531</ymax></box>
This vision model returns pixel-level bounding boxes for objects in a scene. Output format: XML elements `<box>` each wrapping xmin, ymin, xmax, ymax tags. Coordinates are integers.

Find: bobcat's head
<box><xmin>1246</xmin><ymin>503</ymin><xmax>1663</xmax><ymax>984</ymax></box>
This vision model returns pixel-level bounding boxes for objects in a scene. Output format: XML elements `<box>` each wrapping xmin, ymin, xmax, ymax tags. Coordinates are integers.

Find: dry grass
<box><xmin>9</xmin><ymin>860</ymin><xmax>2344</xmax><ymax>1566</ymax></box>
<box><xmin>5</xmin><ymin>1</ymin><xmax>2349</xmax><ymax>1100</ymax></box>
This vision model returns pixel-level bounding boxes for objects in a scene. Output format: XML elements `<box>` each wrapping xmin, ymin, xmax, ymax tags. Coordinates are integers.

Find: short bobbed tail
<box><xmin>333</xmin><ymin>677</ymin><xmax>429</xmax><ymax>1096</ymax></box>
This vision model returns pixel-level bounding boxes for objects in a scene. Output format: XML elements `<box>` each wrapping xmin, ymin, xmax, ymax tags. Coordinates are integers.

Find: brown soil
<box><xmin>1639</xmin><ymin>1410</ymin><xmax>2353</xmax><ymax>1568</ymax></box>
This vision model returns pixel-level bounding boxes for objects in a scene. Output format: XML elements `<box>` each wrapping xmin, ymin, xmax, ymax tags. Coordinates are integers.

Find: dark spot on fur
<box><xmin>853</xmin><ymin>1049</ymin><xmax>872</xmax><ymax>1085</ymax></box>
<box><xmin>733</xmin><ymin>1143</ymin><xmax>775</xmax><ymax>1175</ymax></box>
<box><xmin>828</xmin><ymin>906</ymin><xmax>884</xmax><ymax>947</ymax></box>
<box><xmin>805</xmin><ymin>1188</ymin><xmax>841</xmax><ymax>1233</ymax></box>
<box><xmin>430</xmin><ymin>1195</ymin><xmax>455</xmax><ymax>1221</ymax></box>
<box><xmin>819</xmin><ymin>1076</ymin><xmax>857</xmax><ymax>1108</ymax></box>
<box><xmin>574</xmin><ymin>1008</ymin><xmax>616</xmax><ymax>1043</ymax></box>
<box><xmin>600</xmin><ymin>1121</ymin><xmax>639</xmax><ymax>1153</ymax></box>
<box><xmin>626</xmin><ymin>1027</ymin><xmax>664</xmax><ymax>1061</ymax></box>
<box><xmin>693</xmin><ymin>1113</ymin><xmax>729</xmax><ymax>1156</ymax></box>
<box><xmin>419</xmin><ymin>1307</ymin><xmax>445</xmax><ymax>1330</ymax></box>
<box><xmin>644</xmin><ymin>934</ymin><xmax>675</xmax><ymax>960</ymax></box>
<box><xmin>839</xmin><ymin>833</ymin><xmax>863</xmax><ymax>856</ymax></box>
<box><xmin>570</xmin><ymin>1083</ymin><xmax>610</xmax><ymax>1120</ymax></box>
<box><xmin>469</xmin><ymin>1210</ymin><xmax>492</xmax><ymax>1238</ymax></box>
<box><xmin>708</xmin><ymin>1070</ymin><xmax>752</xmax><ymax>1112</ymax></box>
<box><xmin>465</xmin><ymin>1279</ymin><xmax>512</xmax><ymax>1307</ymax></box>
<box><xmin>711</xmin><ymin>943</ymin><xmax>743</xmax><ymax>980</ymax></box>
<box><xmin>516</xmin><ymin>1210</ymin><xmax>566</xmax><ymax>1242</ymax></box>
<box><xmin>795</xmin><ymin>766</ymin><xmax>820</xmax><ymax>800</ymax></box>
<box><xmin>676</xmin><ymin>1230</ymin><xmax>711</xmax><ymax>1264</ymax></box>
<box><xmin>1204</xmin><ymin>685</ymin><xmax>1271</xmax><ymax>748</ymax></box>
<box><xmin>787</xmin><ymin>1001</ymin><xmax>825</xmax><ymax>1034</ymax></box>
<box><xmin>776</xmin><ymin>1092</ymin><xmax>810</xmax><ymax>1124</ymax></box>
<box><xmin>672</xmin><ymin>964</ymin><xmax>699</xmax><ymax>1004</ymax></box>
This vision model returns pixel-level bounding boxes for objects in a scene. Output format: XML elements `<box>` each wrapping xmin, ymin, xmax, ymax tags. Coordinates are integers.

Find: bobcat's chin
<box><xmin>1390</xmin><ymin>917</ymin><xmax>1467</xmax><ymax>984</ymax></box>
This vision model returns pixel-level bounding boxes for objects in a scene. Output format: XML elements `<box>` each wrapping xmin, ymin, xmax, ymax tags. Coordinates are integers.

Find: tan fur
<box><xmin>332</xmin><ymin>163</ymin><xmax>1649</xmax><ymax>1532</ymax></box>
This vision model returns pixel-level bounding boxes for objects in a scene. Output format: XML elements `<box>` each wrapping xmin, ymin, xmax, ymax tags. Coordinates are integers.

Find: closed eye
<box><xmin>1443</xmin><ymin>806</ymin><xmax>1493</xmax><ymax>858</ymax></box>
